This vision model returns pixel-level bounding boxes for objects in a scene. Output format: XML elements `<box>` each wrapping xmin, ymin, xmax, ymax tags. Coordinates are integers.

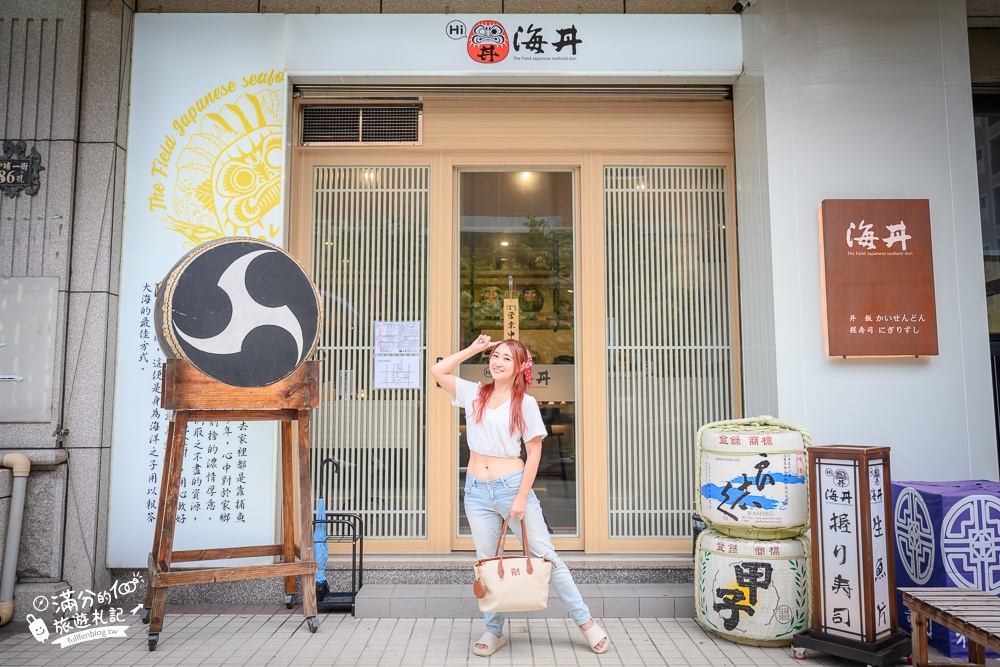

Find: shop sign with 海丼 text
<box><xmin>284</xmin><ymin>14</ymin><xmax>740</xmax><ymax>78</ymax></box>
<box><xmin>820</xmin><ymin>199</ymin><xmax>938</xmax><ymax>357</ymax></box>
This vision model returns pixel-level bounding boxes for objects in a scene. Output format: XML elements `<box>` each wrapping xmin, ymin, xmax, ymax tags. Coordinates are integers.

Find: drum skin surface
<box><xmin>155</xmin><ymin>238</ymin><xmax>322</xmax><ymax>388</ymax></box>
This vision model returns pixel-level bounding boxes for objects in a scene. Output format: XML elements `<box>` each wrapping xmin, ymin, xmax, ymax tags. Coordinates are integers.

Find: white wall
<box><xmin>735</xmin><ymin>0</ymin><xmax>998</xmax><ymax>481</ymax></box>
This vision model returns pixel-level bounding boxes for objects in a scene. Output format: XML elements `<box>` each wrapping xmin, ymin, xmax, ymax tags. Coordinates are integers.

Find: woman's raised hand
<box><xmin>468</xmin><ymin>334</ymin><xmax>501</xmax><ymax>355</ymax></box>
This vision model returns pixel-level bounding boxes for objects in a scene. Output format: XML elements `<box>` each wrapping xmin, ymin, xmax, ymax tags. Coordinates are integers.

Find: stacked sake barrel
<box><xmin>694</xmin><ymin>416</ymin><xmax>811</xmax><ymax>646</ymax></box>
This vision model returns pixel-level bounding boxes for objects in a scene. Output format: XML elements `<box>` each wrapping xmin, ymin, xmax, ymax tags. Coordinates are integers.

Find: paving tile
<box><xmin>389</xmin><ymin>597</ymin><xmax>426</xmax><ymax>617</ymax></box>
<box><xmin>357</xmin><ymin>585</ymin><xmax>395</xmax><ymax>598</ymax></box>
<box><xmin>354</xmin><ymin>597</ymin><xmax>391</xmax><ymax>617</ymax></box>
<box><xmin>0</xmin><ymin>608</ymin><xmax>995</xmax><ymax>667</ymax></box>
<box><xmin>603</xmin><ymin>596</ymin><xmax>640</xmax><ymax>616</ymax></box>
<box><xmin>675</xmin><ymin>596</ymin><xmax>697</xmax><ymax>618</ymax></box>
<box><xmin>638</xmin><ymin>596</ymin><xmax>674</xmax><ymax>617</ymax></box>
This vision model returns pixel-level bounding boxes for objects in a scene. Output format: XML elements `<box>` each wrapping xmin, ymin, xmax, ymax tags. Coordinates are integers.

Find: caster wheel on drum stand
<box><xmin>307</xmin><ymin>616</ymin><xmax>320</xmax><ymax>633</ymax></box>
<box><xmin>792</xmin><ymin>647</ymin><xmax>807</xmax><ymax>660</ymax></box>
<box><xmin>139</xmin><ymin>608</ymin><xmax>151</xmax><ymax>624</ymax></box>
<box><xmin>284</xmin><ymin>594</ymin><xmax>293</xmax><ymax>609</ymax></box>
<box><xmin>147</xmin><ymin>633</ymin><xmax>159</xmax><ymax>651</ymax></box>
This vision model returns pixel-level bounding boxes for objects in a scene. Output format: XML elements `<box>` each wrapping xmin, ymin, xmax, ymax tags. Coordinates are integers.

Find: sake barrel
<box><xmin>696</xmin><ymin>416</ymin><xmax>810</xmax><ymax>539</ymax></box>
<box><xmin>154</xmin><ymin>237</ymin><xmax>322</xmax><ymax>387</ymax></box>
<box><xmin>695</xmin><ymin>528</ymin><xmax>811</xmax><ymax>646</ymax></box>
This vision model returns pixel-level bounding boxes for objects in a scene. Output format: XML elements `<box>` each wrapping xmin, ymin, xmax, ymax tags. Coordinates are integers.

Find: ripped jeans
<box><xmin>464</xmin><ymin>469</ymin><xmax>591</xmax><ymax>636</ymax></box>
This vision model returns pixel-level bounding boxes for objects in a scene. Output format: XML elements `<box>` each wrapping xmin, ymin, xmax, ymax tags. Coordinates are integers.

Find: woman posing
<box><xmin>430</xmin><ymin>334</ymin><xmax>610</xmax><ymax>657</ymax></box>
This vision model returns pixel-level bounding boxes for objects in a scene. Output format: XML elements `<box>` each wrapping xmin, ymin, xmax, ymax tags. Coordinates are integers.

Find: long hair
<box><xmin>471</xmin><ymin>339</ymin><xmax>531</xmax><ymax>436</ymax></box>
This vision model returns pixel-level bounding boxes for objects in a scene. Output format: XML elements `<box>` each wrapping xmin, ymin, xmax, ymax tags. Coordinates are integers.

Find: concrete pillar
<box><xmin>0</xmin><ymin>0</ymin><xmax>134</xmax><ymax>622</ymax></box>
<box><xmin>734</xmin><ymin>0</ymin><xmax>997</xmax><ymax>479</ymax></box>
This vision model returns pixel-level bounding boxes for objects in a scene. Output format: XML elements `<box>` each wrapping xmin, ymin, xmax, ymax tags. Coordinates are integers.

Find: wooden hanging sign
<box><xmin>503</xmin><ymin>275</ymin><xmax>519</xmax><ymax>340</ymax></box>
<box><xmin>820</xmin><ymin>199</ymin><xmax>938</xmax><ymax>357</ymax></box>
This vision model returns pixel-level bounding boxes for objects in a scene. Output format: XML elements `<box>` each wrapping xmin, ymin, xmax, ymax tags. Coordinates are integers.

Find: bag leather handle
<box><xmin>492</xmin><ymin>513</ymin><xmax>534</xmax><ymax>578</ymax></box>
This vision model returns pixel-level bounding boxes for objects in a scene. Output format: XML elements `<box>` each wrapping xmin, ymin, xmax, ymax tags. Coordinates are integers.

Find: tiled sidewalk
<box><xmin>0</xmin><ymin>605</ymin><xmax>994</xmax><ymax>667</ymax></box>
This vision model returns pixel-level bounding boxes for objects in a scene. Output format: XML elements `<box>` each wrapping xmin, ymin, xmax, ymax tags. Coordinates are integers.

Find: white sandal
<box><xmin>581</xmin><ymin>622</ymin><xmax>610</xmax><ymax>654</ymax></box>
<box><xmin>472</xmin><ymin>631</ymin><xmax>506</xmax><ymax>657</ymax></box>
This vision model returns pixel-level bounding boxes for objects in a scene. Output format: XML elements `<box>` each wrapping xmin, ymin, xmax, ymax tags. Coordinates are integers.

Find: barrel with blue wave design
<box><xmin>697</xmin><ymin>427</ymin><xmax>809</xmax><ymax>539</ymax></box>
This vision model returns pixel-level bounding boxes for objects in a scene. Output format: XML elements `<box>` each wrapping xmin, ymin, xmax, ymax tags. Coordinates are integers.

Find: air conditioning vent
<box><xmin>301</xmin><ymin>105</ymin><xmax>422</xmax><ymax>145</ymax></box>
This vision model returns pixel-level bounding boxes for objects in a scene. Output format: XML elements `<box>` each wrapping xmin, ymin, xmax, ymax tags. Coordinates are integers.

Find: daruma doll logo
<box><xmin>468</xmin><ymin>21</ymin><xmax>509</xmax><ymax>63</ymax></box>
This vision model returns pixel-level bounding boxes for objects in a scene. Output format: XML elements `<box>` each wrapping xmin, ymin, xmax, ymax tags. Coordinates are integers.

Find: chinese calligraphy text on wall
<box><xmin>820</xmin><ymin>199</ymin><xmax>938</xmax><ymax>357</ymax></box>
<box><xmin>140</xmin><ymin>283</ymin><xmax>254</xmax><ymax>527</ymax></box>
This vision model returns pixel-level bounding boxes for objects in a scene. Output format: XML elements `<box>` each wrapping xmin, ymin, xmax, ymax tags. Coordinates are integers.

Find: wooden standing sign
<box><xmin>820</xmin><ymin>199</ymin><xmax>938</xmax><ymax>357</ymax></box>
<box><xmin>791</xmin><ymin>445</ymin><xmax>911</xmax><ymax>666</ymax></box>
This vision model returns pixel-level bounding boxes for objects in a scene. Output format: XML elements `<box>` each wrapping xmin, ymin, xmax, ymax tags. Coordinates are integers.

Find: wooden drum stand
<box><xmin>141</xmin><ymin>359</ymin><xmax>320</xmax><ymax>650</ymax></box>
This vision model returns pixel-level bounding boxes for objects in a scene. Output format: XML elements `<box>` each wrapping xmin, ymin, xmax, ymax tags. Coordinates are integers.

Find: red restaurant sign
<box><xmin>820</xmin><ymin>199</ymin><xmax>938</xmax><ymax>357</ymax></box>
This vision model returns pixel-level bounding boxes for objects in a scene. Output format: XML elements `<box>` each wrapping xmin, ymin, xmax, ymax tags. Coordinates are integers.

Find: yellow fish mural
<box><xmin>167</xmin><ymin>89</ymin><xmax>282</xmax><ymax>245</ymax></box>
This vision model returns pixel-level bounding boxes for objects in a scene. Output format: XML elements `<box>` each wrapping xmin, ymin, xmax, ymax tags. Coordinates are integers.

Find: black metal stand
<box><xmin>315</xmin><ymin>512</ymin><xmax>364</xmax><ymax>616</ymax></box>
<box><xmin>792</xmin><ymin>629</ymin><xmax>911</xmax><ymax>667</ymax></box>
<box><xmin>313</xmin><ymin>457</ymin><xmax>364</xmax><ymax>616</ymax></box>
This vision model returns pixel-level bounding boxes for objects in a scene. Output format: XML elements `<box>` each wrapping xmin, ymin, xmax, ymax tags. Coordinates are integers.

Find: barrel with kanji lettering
<box><xmin>696</xmin><ymin>416</ymin><xmax>810</xmax><ymax>539</ymax></box>
<box><xmin>695</xmin><ymin>528</ymin><xmax>811</xmax><ymax>646</ymax></box>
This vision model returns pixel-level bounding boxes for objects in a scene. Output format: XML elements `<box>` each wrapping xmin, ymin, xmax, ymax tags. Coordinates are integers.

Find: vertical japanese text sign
<box><xmin>503</xmin><ymin>299</ymin><xmax>519</xmax><ymax>340</ymax></box>
<box><xmin>820</xmin><ymin>199</ymin><xmax>938</xmax><ymax>357</ymax></box>
<box><xmin>809</xmin><ymin>445</ymin><xmax>898</xmax><ymax>644</ymax></box>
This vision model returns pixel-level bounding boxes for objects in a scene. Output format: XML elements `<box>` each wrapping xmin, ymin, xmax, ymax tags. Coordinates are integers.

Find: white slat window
<box><xmin>311</xmin><ymin>166</ymin><xmax>429</xmax><ymax>539</ymax></box>
<box><xmin>604</xmin><ymin>166</ymin><xmax>734</xmax><ymax>539</ymax></box>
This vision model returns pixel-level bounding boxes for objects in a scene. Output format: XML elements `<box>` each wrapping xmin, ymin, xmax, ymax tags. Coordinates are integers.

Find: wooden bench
<box><xmin>899</xmin><ymin>587</ymin><xmax>1000</xmax><ymax>667</ymax></box>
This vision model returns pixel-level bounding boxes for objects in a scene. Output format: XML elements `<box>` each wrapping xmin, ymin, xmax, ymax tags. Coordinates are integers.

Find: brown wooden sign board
<box><xmin>820</xmin><ymin>199</ymin><xmax>938</xmax><ymax>357</ymax></box>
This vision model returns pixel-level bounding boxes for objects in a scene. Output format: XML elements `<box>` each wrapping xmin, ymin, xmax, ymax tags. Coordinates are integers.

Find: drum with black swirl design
<box><xmin>154</xmin><ymin>237</ymin><xmax>322</xmax><ymax>387</ymax></box>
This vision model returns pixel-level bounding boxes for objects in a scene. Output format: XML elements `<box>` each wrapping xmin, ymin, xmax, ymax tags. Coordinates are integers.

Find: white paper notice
<box><xmin>373</xmin><ymin>355</ymin><xmax>421</xmax><ymax>389</ymax></box>
<box><xmin>374</xmin><ymin>321</ymin><xmax>421</xmax><ymax>355</ymax></box>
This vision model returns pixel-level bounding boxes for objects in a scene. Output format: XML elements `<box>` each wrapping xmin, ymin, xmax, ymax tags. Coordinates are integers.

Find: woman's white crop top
<box><xmin>452</xmin><ymin>377</ymin><xmax>548</xmax><ymax>459</ymax></box>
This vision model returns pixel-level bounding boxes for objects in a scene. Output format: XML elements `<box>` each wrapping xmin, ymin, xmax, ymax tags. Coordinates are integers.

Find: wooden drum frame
<box><xmin>141</xmin><ymin>360</ymin><xmax>321</xmax><ymax>650</ymax></box>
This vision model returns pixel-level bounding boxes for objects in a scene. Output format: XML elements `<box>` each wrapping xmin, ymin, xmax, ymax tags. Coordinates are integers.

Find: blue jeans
<box><xmin>463</xmin><ymin>469</ymin><xmax>591</xmax><ymax>636</ymax></box>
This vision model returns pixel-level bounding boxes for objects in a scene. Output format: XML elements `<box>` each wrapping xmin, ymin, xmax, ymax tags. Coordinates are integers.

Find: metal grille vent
<box><xmin>301</xmin><ymin>105</ymin><xmax>422</xmax><ymax>145</ymax></box>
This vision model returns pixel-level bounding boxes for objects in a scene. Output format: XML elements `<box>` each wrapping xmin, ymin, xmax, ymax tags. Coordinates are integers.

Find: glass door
<box><xmin>455</xmin><ymin>169</ymin><xmax>579</xmax><ymax>539</ymax></box>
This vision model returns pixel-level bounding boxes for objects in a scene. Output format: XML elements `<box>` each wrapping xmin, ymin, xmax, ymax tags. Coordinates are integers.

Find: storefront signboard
<box><xmin>284</xmin><ymin>14</ymin><xmax>741</xmax><ymax>79</ymax></box>
<box><xmin>820</xmin><ymin>199</ymin><xmax>939</xmax><ymax>357</ymax></box>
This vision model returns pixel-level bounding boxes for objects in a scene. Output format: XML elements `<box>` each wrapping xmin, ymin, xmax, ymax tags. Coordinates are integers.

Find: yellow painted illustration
<box><xmin>164</xmin><ymin>88</ymin><xmax>283</xmax><ymax>245</ymax></box>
